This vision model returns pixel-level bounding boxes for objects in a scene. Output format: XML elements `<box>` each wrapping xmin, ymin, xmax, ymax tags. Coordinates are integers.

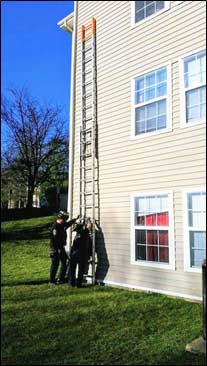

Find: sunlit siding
<box><xmin>71</xmin><ymin>1</ymin><xmax>206</xmax><ymax>299</ymax></box>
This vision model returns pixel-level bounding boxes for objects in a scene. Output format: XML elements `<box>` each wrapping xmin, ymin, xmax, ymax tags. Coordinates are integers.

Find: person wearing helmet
<box><xmin>69</xmin><ymin>217</ymin><xmax>92</xmax><ymax>288</ymax></box>
<box><xmin>49</xmin><ymin>211</ymin><xmax>79</xmax><ymax>285</ymax></box>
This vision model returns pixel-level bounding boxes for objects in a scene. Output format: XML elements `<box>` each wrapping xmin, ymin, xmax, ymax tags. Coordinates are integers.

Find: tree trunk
<box><xmin>27</xmin><ymin>186</ymin><xmax>35</xmax><ymax>208</ymax></box>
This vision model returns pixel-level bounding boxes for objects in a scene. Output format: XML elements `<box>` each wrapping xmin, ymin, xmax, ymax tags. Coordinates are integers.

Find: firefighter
<box><xmin>69</xmin><ymin>217</ymin><xmax>92</xmax><ymax>288</ymax></box>
<box><xmin>49</xmin><ymin>211</ymin><xmax>79</xmax><ymax>285</ymax></box>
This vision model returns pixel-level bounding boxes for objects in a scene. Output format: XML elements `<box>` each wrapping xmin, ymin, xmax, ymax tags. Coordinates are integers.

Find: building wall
<box><xmin>72</xmin><ymin>1</ymin><xmax>206</xmax><ymax>299</ymax></box>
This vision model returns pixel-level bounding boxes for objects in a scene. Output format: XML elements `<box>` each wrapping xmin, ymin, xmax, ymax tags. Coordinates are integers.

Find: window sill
<box><xmin>131</xmin><ymin>126</ymin><xmax>172</xmax><ymax>140</ymax></box>
<box><xmin>181</xmin><ymin>120</ymin><xmax>206</xmax><ymax>129</ymax></box>
<box><xmin>184</xmin><ymin>267</ymin><xmax>202</xmax><ymax>274</ymax></box>
<box><xmin>131</xmin><ymin>259</ymin><xmax>175</xmax><ymax>270</ymax></box>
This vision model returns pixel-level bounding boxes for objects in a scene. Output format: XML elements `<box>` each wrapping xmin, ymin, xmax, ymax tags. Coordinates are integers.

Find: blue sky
<box><xmin>1</xmin><ymin>1</ymin><xmax>74</xmax><ymax>150</ymax></box>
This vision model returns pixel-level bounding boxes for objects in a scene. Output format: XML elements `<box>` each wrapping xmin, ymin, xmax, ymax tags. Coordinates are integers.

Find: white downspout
<box><xmin>67</xmin><ymin>1</ymin><xmax>78</xmax><ymax>251</ymax></box>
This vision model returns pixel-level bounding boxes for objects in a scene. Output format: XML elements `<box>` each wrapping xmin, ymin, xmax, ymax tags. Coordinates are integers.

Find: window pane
<box><xmin>146</xmin><ymin>213</ymin><xmax>156</xmax><ymax>225</ymax></box>
<box><xmin>186</xmin><ymin>88</ymin><xmax>199</xmax><ymax>107</ymax></box>
<box><xmin>158</xmin><ymin>100</ymin><xmax>166</xmax><ymax>115</ymax></box>
<box><xmin>157</xmin><ymin>212</ymin><xmax>169</xmax><ymax>226</ymax></box>
<box><xmin>146</xmin><ymin>72</ymin><xmax>155</xmax><ymax>87</ymax></box>
<box><xmin>147</xmin><ymin>103</ymin><xmax>156</xmax><ymax>118</ymax></box>
<box><xmin>136</xmin><ymin>122</ymin><xmax>145</xmax><ymax>134</ymax></box>
<box><xmin>136</xmin><ymin>213</ymin><xmax>146</xmax><ymax>226</ymax></box>
<box><xmin>159</xmin><ymin>247</ymin><xmax>169</xmax><ymax>262</ymax></box>
<box><xmin>156</xmin><ymin>1</ymin><xmax>165</xmax><ymax>11</ymax></box>
<box><xmin>135</xmin><ymin>107</ymin><xmax>145</xmax><ymax>122</ymax></box>
<box><xmin>147</xmin><ymin>246</ymin><xmax>158</xmax><ymax>261</ymax></box>
<box><xmin>188</xmin><ymin>192</ymin><xmax>205</xmax><ymax>211</ymax></box>
<box><xmin>160</xmin><ymin>195</ymin><xmax>168</xmax><ymax>211</ymax></box>
<box><xmin>189</xmin><ymin>212</ymin><xmax>205</xmax><ymax>228</ymax></box>
<box><xmin>201</xmin><ymin>87</ymin><xmax>206</xmax><ymax>103</ymax></box>
<box><xmin>157</xmin><ymin>68</ymin><xmax>167</xmax><ymax>83</ymax></box>
<box><xmin>148</xmin><ymin>195</ymin><xmax>159</xmax><ymax>214</ymax></box>
<box><xmin>135</xmin><ymin>9</ymin><xmax>145</xmax><ymax>22</ymax></box>
<box><xmin>198</xmin><ymin>51</ymin><xmax>206</xmax><ymax>83</ymax></box>
<box><xmin>186</xmin><ymin>105</ymin><xmax>200</xmax><ymax>123</ymax></box>
<box><xmin>135</xmin><ymin>230</ymin><xmax>146</xmax><ymax>244</ymax></box>
<box><xmin>146</xmin><ymin>118</ymin><xmax>156</xmax><ymax>132</ymax></box>
<box><xmin>147</xmin><ymin>230</ymin><xmax>158</xmax><ymax>244</ymax></box>
<box><xmin>159</xmin><ymin>230</ymin><xmax>168</xmax><ymax>246</ymax></box>
<box><xmin>135</xmin><ymin>1</ymin><xmax>144</xmax><ymax>11</ymax></box>
<box><xmin>184</xmin><ymin>55</ymin><xmax>198</xmax><ymax>88</ymax></box>
<box><xmin>136</xmin><ymin>245</ymin><xmax>146</xmax><ymax>261</ymax></box>
<box><xmin>146</xmin><ymin>2</ymin><xmax>155</xmax><ymax>17</ymax></box>
<box><xmin>190</xmin><ymin>231</ymin><xmax>206</xmax><ymax>268</ymax></box>
<box><xmin>157</xmin><ymin>115</ymin><xmax>166</xmax><ymax>129</ymax></box>
<box><xmin>135</xmin><ymin>197</ymin><xmax>146</xmax><ymax>211</ymax></box>
<box><xmin>145</xmin><ymin>87</ymin><xmax>155</xmax><ymax>101</ymax></box>
<box><xmin>157</xmin><ymin>83</ymin><xmax>167</xmax><ymax>97</ymax></box>
<box><xmin>201</xmin><ymin>104</ymin><xmax>206</xmax><ymax>120</ymax></box>
<box><xmin>135</xmin><ymin>91</ymin><xmax>145</xmax><ymax>104</ymax></box>
<box><xmin>135</xmin><ymin>77</ymin><xmax>144</xmax><ymax>91</ymax></box>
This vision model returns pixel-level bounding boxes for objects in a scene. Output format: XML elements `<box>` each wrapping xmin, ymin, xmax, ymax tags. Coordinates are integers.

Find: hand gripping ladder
<box><xmin>80</xmin><ymin>18</ymin><xmax>98</xmax><ymax>285</ymax></box>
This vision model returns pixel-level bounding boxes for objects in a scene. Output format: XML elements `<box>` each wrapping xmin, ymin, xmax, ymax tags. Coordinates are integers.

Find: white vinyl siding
<box><xmin>132</xmin><ymin>65</ymin><xmax>171</xmax><ymax>137</ymax></box>
<box><xmin>72</xmin><ymin>0</ymin><xmax>206</xmax><ymax>299</ymax></box>
<box><xmin>132</xmin><ymin>1</ymin><xmax>170</xmax><ymax>26</ymax></box>
<box><xmin>180</xmin><ymin>49</ymin><xmax>206</xmax><ymax>127</ymax></box>
<box><xmin>184</xmin><ymin>189</ymin><xmax>206</xmax><ymax>273</ymax></box>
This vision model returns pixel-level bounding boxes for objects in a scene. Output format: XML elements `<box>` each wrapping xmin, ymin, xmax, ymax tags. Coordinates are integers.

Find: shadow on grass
<box><xmin>154</xmin><ymin>349</ymin><xmax>206</xmax><ymax>366</ymax></box>
<box><xmin>1</xmin><ymin>223</ymin><xmax>52</xmax><ymax>241</ymax></box>
<box><xmin>1</xmin><ymin>279</ymin><xmax>49</xmax><ymax>287</ymax></box>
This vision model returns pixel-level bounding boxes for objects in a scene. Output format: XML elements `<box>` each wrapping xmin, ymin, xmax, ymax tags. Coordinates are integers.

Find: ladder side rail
<box><xmin>91</xmin><ymin>18</ymin><xmax>97</xmax><ymax>285</ymax></box>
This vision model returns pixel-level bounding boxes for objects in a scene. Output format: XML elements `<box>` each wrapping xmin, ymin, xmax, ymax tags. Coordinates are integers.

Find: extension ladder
<box><xmin>80</xmin><ymin>18</ymin><xmax>98</xmax><ymax>285</ymax></box>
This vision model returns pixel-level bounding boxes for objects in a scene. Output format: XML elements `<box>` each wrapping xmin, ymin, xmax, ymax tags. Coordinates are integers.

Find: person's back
<box><xmin>49</xmin><ymin>211</ymin><xmax>78</xmax><ymax>285</ymax></box>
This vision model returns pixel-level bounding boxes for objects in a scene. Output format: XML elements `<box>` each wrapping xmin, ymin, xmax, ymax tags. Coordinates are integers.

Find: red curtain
<box><xmin>157</xmin><ymin>212</ymin><xmax>169</xmax><ymax>226</ymax></box>
<box><xmin>147</xmin><ymin>246</ymin><xmax>158</xmax><ymax>261</ymax></box>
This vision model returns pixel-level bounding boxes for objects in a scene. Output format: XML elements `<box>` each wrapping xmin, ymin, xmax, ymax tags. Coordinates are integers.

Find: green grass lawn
<box><xmin>1</xmin><ymin>217</ymin><xmax>206</xmax><ymax>365</ymax></box>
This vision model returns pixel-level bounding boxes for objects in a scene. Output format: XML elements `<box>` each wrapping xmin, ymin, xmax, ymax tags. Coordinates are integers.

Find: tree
<box><xmin>1</xmin><ymin>87</ymin><xmax>68</xmax><ymax>208</ymax></box>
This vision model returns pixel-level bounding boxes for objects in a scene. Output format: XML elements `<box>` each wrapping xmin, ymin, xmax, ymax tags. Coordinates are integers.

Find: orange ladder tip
<box><xmin>81</xmin><ymin>25</ymin><xmax>85</xmax><ymax>42</ymax></box>
<box><xmin>92</xmin><ymin>18</ymin><xmax>96</xmax><ymax>35</ymax></box>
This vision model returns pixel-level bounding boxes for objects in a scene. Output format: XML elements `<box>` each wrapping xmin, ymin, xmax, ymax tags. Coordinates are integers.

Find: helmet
<box><xmin>57</xmin><ymin>210</ymin><xmax>69</xmax><ymax>221</ymax></box>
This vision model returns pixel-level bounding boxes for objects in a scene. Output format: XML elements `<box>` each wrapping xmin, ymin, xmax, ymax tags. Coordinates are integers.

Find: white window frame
<box><xmin>183</xmin><ymin>187</ymin><xmax>206</xmax><ymax>273</ymax></box>
<box><xmin>131</xmin><ymin>63</ymin><xmax>172</xmax><ymax>140</ymax></box>
<box><xmin>131</xmin><ymin>191</ymin><xmax>175</xmax><ymax>270</ymax></box>
<box><xmin>131</xmin><ymin>1</ymin><xmax>171</xmax><ymax>28</ymax></box>
<box><xmin>179</xmin><ymin>48</ymin><xmax>206</xmax><ymax>128</ymax></box>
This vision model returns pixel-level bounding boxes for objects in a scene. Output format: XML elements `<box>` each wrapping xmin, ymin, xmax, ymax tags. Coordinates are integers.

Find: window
<box><xmin>133</xmin><ymin>65</ymin><xmax>171</xmax><ymax>137</ymax></box>
<box><xmin>184</xmin><ymin>190</ymin><xmax>206</xmax><ymax>271</ymax></box>
<box><xmin>180</xmin><ymin>50</ymin><xmax>206</xmax><ymax>127</ymax></box>
<box><xmin>132</xmin><ymin>193</ymin><xmax>174</xmax><ymax>268</ymax></box>
<box><xmin>133</xmin><ymin>1</ymin><xmax>170</xmax><ymax>25</ymax></box>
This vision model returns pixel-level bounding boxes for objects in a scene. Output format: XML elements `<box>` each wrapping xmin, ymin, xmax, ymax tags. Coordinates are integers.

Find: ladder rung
<box><xmin>85</xmin><ymin>24</ymin><xmax>92</xmax><ymax>31</ymax></box>
<box><xmin>83</xmin><ymin>47</ymin><xmax>92</xmax><ymax>54</ymax></box>
<box><xmin>83</xmin><ymin>70</ymin><xmax>92</xmax><ymax>75</ymax></box>
<box><xmin>83</xmin><ymin>93</ymin><xmax>92</xmax><ymax>98</ymax></box>
<box><xmin>84</xmin><ymin>105</ymin><xmax>92</xmax><ymax>110</ymax></box>
<box><xmin>80</xmin><ymin>206</ymin><xmax>99</xmax><ymax>209</ymax></box>
<box><xmin>81</xmin><ymin>154</ymin><xmax>92</xmax><ymax>159</ymax></box>
<box><xmin>83</xmin><ymin>81</ymin><xmax>92</xmax><ymax>87</ymax></box>
<box><xmin>84</xmin><ymin>117</ymin><xmax>93</xmax><ymax>122</ymax></box>
<box><xmin>80</xmin><ymin>129</ymin><xmax>92</xmax><ymax>134</ymax></box>
<box><xmin>85</xmin><ymin>35</ymin><xmax>92</xmax><ymax>41</ymax></box>
<box><xmin>84</xmin><ymin>58</ymin><xmax>92</xmax><ymax>64</ymax></box>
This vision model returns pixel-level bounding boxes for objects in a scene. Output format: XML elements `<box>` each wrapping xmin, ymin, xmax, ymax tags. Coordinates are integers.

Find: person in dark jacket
<box><xmin>49</xmin><ymin>211</ymin><xmax>79</xmax><ymax>285</ymax></box>
<box><xmin>69</xmin><ymin>217</ymin><xmax>92</xmax><ymax>288</ymax></box>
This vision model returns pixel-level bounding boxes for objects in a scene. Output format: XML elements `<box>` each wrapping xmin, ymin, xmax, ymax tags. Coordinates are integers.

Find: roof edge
<box><xmin>57</xmin><ymin>12</ymin><xmax>74</xmax><ymax>33</ymax></box>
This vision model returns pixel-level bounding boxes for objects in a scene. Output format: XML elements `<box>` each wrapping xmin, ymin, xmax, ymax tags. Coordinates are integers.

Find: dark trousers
<box><xmin>50</xmin><ymin>249</ymin><xmax>67</xmax><ymax>283</ymax></box>
<box><xmin>69</xmin><ymin>253</ymin><xmax>85</xmax><ymax>287</ymax></box>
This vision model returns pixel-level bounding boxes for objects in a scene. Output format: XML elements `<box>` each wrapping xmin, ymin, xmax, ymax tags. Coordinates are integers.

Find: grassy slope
<box><xmin>1</xmin><ymin>217</ymin><xmax>206</xmax><ymax>365</ymax></box>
